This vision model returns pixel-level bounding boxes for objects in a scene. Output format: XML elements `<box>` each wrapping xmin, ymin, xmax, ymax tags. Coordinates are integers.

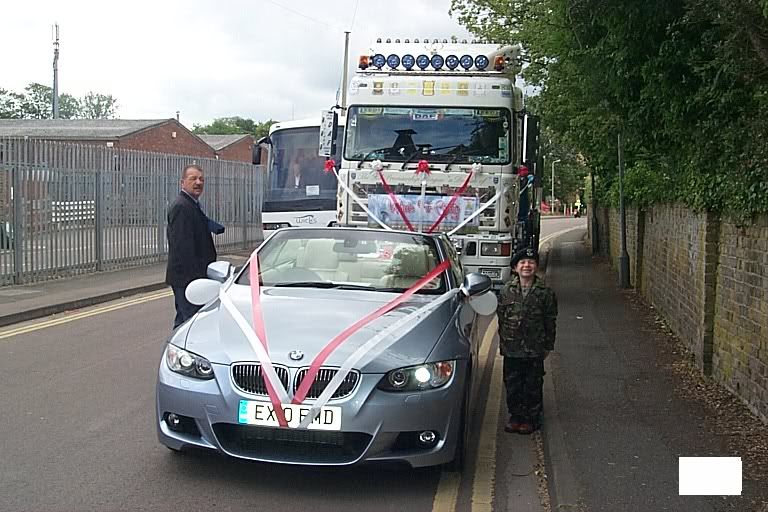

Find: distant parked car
<box><xmin>156</xmin><ymin>226</ymin><xmax>497</xmax><ymax>470</ymax></box>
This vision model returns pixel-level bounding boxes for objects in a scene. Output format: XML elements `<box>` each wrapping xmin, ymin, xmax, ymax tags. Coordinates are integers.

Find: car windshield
<box><xmin>237</xmin><ymin>229</ymin><xmax>447</xmax><ymax>293</ymax></box>
<box><xmin>344</xmin><ymin>106</ymin><xmax>511</xmax><ymax>164</ymax></box>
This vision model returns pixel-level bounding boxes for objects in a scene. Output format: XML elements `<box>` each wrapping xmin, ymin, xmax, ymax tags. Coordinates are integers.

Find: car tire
<box><xmin>446</xmin><ymin>384</ymin><xmax>470</xmax><ymax>472</ymax></box>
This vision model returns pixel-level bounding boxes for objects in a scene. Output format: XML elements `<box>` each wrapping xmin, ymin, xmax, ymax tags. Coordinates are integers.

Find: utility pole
<box><xmin>591</xmin><ymin>171</ymin><xmax>599</xmax><ymax>254</ymax></box>
<box><xmin>551</xmin><ymin>159</ymin><xmax>561</xmax><ymax>214</ymax></box>
<box><xmin>52</xmin><ymin>23</ymin><xmax>60</xmax><ymax>119</ymax></box>
<box><xmin>340</xmin><ymin>31</ymin><xmax>350</xmax><ymax>114</ymax></box>
<box><xmin>618</xmin><ymin>132</ymin><xmax>630</xmax><ymax>288</ymax></box>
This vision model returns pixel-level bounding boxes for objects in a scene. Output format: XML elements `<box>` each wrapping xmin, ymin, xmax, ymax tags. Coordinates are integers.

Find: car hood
<box><xmin>183</xmin><ymin>284</ymin><xmax>457</xmax><ymax>373</ymax></box>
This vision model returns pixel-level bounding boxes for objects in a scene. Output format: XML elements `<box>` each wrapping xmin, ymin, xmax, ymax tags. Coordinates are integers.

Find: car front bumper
<box><xmin>156</xmin><ymin>358</ymin><xmax>467</xmax><ymax>468</ymax></box>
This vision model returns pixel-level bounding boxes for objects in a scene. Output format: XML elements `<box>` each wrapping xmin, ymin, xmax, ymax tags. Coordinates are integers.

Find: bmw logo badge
<box><xmin>289</xmin><ymin>350</ymin><xmax>304</xmax><ymax>361</ymax></box>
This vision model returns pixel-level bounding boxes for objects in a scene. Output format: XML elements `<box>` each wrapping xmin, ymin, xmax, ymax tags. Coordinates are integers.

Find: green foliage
<box><xmin>193</xmin><ymin>116</ymin><xmax>277</xmax><ymax>140</ymax></box>
<box><xmin>0</xmin><ymin>83</ymin><xmax>117</xmax><ymax>119</ymax></box>
<box><xmin>450</xmin><ymin>0</ymin><xmax>768</xmax><ymax>218</ymax></box>
<box><xmin>80</xmin><ymin>92</ymin><xmax>118</xmax><ymax>119</ymax></box>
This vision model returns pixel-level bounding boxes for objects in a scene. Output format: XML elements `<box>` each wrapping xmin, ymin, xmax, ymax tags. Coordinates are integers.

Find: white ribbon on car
<box><xmin>218</xmin><ymin>289</ymin><xmax>290</xmax><ymax>404</ymax></box>
<box><xmin>447</xmin><ymin>190</ymin><xmax>502</xmax><ymax>236</ymax></box>
<box><xmin>296</xmin><ymin>289</ymin><xmax>459</xmax><ymax>429</ymax></box>
<box><xmin>331</xmin><ymin>167</ymin><xmax>393</xmax><ymax>231</ymax></box>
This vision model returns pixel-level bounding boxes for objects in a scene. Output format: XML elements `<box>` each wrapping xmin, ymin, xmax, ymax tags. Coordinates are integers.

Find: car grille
<box><xmin>213</xmin><ymin>424</ymin><xmax>372</xmax><ymax>464</ymax></box>
<box><xmin>231</xmin><ymin>363</ymin><xmax>290</xmax><ymax>395</ymax></box>
<box><xmin>294</xmin><ymin>367</ymin><xmax>360</xmax><ymax>400</ymax></box>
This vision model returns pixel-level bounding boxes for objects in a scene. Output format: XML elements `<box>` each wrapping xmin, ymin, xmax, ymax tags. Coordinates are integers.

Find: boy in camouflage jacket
<box><xmin>497</xmin><ymin>248</ymin><xmax>558</xmax><ymax>434</ymax></box>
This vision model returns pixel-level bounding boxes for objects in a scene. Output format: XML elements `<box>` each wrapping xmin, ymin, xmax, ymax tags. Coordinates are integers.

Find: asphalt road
<box><xmin>0</xmin><ymin>217</ymin><xmax>578</xmax><ymax>512</ymax></box>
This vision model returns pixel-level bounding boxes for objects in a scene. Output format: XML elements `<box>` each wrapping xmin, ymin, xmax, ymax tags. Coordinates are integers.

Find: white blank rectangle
<box><xmin>679</xmin><ymin>457</ymin><xmax>742</xmax><ymax>495</ymax></box>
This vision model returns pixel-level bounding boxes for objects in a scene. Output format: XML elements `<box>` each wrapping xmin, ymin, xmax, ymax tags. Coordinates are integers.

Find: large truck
<box><xmin>258</xmin><ymin>116</ymin><xmax>345</xmax><ymax>235</ymax></box>
<box><xmin>327</xmin><ymin>38</ymin><xmax>541</xmax><ymax>287</ymax></box>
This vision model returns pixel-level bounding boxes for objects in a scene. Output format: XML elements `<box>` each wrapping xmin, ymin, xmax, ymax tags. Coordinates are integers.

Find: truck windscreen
<box><xmin>344</xmin><ymin>106</ymin><xmax>511</xmax><ymax>164</ymax></box>
<box><xmin>265</xmin><ymin>126</ymin><xmax>343</xmax><ymax>212</ymax></box>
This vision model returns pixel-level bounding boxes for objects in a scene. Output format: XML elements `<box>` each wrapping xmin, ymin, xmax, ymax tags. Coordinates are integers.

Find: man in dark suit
<box><xmin>165</xmin><ymin>164</ymin><xmax>217</xmax><ymax>328</ymax></box>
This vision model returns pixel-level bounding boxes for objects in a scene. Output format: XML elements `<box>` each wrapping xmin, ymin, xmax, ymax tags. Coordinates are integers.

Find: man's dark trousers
<box><xmin>172</xmin><ymin>286</ymin><xmax>201</xmax><ymax>329</ymax></box>
<box><xmin>503</xmin><ymin>356</ymin><xmax>545</xmax><ymax>426</ymax></box>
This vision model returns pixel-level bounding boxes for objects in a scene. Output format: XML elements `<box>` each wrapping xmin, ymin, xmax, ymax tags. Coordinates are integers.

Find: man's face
<box><xmin>181</xmin><ymin>168</ymin><xmax>205</xmax><ymax>199</ymax></box>
<box><xmin>515</xmin><ymin>258</ymin><xmax>538</xmax><ymax>278</ymax></box>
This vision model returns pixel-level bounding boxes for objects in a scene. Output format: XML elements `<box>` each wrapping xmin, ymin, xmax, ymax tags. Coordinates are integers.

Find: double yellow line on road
<box><xmin>0</xmin><ymin>289</ymin><xmax>173</xmax><ymax>340</ymax></box>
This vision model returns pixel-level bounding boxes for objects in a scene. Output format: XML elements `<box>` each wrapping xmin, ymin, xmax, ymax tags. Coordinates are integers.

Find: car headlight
<box><xmin>165</xmin><ymin>344</ymin><xmax>214</xmax><ymax>380</ymax></box>
<box><xmin>378</xmin><ymin>361</ymin><xmax>455</xmax><ymax>392</ymax></box>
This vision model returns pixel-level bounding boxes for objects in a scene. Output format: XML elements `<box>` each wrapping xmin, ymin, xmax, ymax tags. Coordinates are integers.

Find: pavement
<box><xmin>540</xmin><ymin>229</ymin><xmax>763</xmax><ymax>511</ymax></box>
<box><xmin>0</xmin><ymin>250</ymin><xmax>254</xmax><ymax>327</ymax></box>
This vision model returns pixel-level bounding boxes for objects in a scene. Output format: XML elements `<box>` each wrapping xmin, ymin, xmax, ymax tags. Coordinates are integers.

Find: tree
<box><xmin>59</xmin><ymin>94</ymin><xmax>81</xmax><ymax>119</ymax></box>
<box><xmin>80</xmin><ymin>92</ymin><xmax>117</xmax><ymax>119</ymax></box>
<box><xmin>0</xmin><ymin>88</ymin><xmax>24</xmax><ymax>118</ymax></box>
<box><xmin>450</xmin><ymin>0</ymin><xmax>768</xmax><ymax>217</ymax></box>
<box><xmin>193</xmin><ymin>116</ymin><xmax>277</xmax><ymax>140</ymax></box>
<box><xmin>21</xmin><ymin>83</ymin><xmax>53</xmax><ymax>119</ymax></box>
<box><xmin>0</xmin><ymin>84</ymin><xmax>118</xmax><ymax>120</ymax></box>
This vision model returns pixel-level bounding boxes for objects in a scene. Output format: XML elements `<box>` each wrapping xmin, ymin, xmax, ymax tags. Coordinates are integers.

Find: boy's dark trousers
<box><xmin>503</xmin><ymin>356</ymin><xmax>545</xmax><ymax>426</ymax></box>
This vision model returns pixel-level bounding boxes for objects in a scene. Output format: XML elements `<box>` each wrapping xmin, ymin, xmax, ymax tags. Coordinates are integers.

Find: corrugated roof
<box><xmin>0</xmin><ymin>119</ymin><xmax>171</xmax><ymax>139</ymax></box>
<box><xmin>198</xmin><ymin>134</ymin><xmax>251</xmax><ymax>150</ymax></box>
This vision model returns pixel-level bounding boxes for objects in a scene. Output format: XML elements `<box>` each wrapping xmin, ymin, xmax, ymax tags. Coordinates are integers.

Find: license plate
<box><xmin>480</xmin><ymin>268</ymin><xmax>501</xmax><ymax>279</ymax></box>
<box><xmin>238</xmin><ymin>400</ymin><xmax>342</xmax><ymax>430</ymax></box>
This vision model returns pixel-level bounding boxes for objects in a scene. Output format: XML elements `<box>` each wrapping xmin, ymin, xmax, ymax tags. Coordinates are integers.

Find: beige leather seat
<box><xmin>301</xmin><ymin>239</ymin><xmax>349</xmax><ymax>282</ymax></box>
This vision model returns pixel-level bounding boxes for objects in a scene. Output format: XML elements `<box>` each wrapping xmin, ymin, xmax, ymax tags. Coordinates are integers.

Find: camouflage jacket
<box><xmin>497</xmin><ymin>275</ymin><xmax>558</xmax><ymax>358</ymax></box>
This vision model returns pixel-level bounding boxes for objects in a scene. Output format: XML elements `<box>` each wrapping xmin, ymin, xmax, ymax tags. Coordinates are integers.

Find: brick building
<box><xmin>0</xmin><ymin>118</ymin><xmax>215</xmax><ymax>158</ymax></box>
<box><xmin>198</xmin><ymin>134</ymin><xmax>254</xmax><ymax>163</ymax></box>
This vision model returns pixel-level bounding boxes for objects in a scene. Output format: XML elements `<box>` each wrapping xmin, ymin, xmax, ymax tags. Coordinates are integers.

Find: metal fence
<box><xmin>0</xmin><ymin>137</ymin><xmax>263</xmax><ymax>286</ymax></box>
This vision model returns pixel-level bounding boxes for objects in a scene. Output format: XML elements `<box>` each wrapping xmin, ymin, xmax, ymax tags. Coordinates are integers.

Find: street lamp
<box><xmin>551</xmin><ymin>159</ymin><xmax>561</xmax><ymax>214</ymax></box>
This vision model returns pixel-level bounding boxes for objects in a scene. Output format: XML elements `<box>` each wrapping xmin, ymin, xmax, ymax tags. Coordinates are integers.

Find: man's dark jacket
<box><xmin>165</xmin><ymin>192</ymin><xmax>217</xmax><ymax>288</ymax></box>
<box><xmin>497</xmin><ymin>275</ymin><xmax>558</xmax><ymax>358</ymax></box>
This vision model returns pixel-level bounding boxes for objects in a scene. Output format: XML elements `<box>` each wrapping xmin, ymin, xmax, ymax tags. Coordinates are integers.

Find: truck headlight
<box><xmin>378</xmin><ymin>361</ymin><xmax>455</xmax><ymax>392</ymax></box>
<box><xmin>165</xmin><ymin>344</ymin><xmax>214</xmax><ymax>380</ymax></box>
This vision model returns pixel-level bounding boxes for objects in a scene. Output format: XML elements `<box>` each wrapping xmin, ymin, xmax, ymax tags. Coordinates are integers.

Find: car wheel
<box><xmin>446</xmin><ymin>384</ymin><xmax>470</xmax><ymax>472</ymax></box>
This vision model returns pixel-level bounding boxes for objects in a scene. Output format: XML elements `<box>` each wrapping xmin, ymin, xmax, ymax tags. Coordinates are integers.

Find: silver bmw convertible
<box><xmin>156</xmin><ymin>227</ymin><xmax>496</xmax><ymax>469</ymax></box>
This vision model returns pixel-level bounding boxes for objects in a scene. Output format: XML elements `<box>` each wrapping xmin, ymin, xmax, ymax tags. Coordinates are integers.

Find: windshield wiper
<box><xmin>357</xmin><ymin>147</ymin><xmax>390</xmax><ymax>169</ymax></box>
<box><xmin>271</xmin><ymin>281</ymin><xmax>376</xmax><ymax>291</ymax></box>
<box><xmin>444</xmin><ymin>145</ymin><xmax>467</xmax><ymax>171</ymax></box>
<box><xmin>272</xmin><ymin>281</ymin><xmax>337</xmax><ymax>288</ymax></box>
<box><xmin>400</xmin><ymin>148</ymin><xmax>426</xmax><ymax>169</ymax></box>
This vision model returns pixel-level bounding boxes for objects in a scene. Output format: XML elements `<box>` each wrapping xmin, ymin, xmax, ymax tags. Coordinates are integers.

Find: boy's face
<box><xmin>515</xmin><ymin>258</ymin><xmax>538</xmax><ymax>278</ymax></box>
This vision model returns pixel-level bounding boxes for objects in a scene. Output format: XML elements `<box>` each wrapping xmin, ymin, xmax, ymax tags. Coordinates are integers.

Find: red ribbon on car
<box><xmin>416</xmin><ymin>160</ymin><xmax>431</xmax><ymax>175</ymax></box>
<box><xmin>292</xmin><ymin>259</ymin><xmax>451</xmax><ymax>404</ymax></box>
<box><xmin>249</xmin><ymin>251</ymin><xmax>289</xmax><ymax>427</ymax></box>
<box><xmin>426</xmin><ymin>171</ymin><xmax>474</xmax><ymax>233</ymax></box>
<box><xmin>324</xmin><ymin>159</ymin><xmax>335</xmax><ymax>174</ymax></box>
<box><xmin>377</xmin><ymin>170</ymin><xmax>416</xmax><ymax>232</ymax></box>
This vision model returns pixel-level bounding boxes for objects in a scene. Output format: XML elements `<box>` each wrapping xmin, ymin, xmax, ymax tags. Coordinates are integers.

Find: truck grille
<box><xmin>232</xmin><ymin>363</ymin><xmax>290</xmax><ymax>395</ymax></box>
<box><xmin>294</xmin><ymin>368</ymin><xmax>360</xmax><ymax>400</ymax></box>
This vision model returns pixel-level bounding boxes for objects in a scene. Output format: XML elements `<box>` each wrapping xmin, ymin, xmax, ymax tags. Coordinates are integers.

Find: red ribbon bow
<box><xmin>324</xmin><ymin>159</ymin><xmax>335</xmax><ymax>174</ymax></box>
<box><xmin>416</xmin><ymin>160</ymin><xmax>430</xmax><ymax>175</ymax></box>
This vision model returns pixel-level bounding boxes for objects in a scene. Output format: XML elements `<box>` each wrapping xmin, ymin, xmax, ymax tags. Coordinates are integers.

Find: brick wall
<box><xmin>117</xmin><ymin>120</ymin><xmax>214</xmax><ymax>158</ymax></box>
<box><xmin>713</xmin><ymin>215</ymin><xmax>768</xmax><ymax>423</ymax></box>
<box><xmin>595</xmin><ymin>203</ymin><xmax>767</xmax><ymax>422</ymax></box>
<box><xmin>640</xmin><ymin>206</ymin><xmax>716</xmax><ymax>369</ymax></box>
<box><xmin>216</xmin><ymin>137</ymin><xmax>254</xmax><ymax>162</ymax></box>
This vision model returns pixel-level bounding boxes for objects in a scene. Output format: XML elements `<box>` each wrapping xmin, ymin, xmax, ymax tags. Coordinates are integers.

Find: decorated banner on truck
<box><xmin>367</xmin><ymin>194</ymin><xmax>480</xmax><ymax>231</ymax></box>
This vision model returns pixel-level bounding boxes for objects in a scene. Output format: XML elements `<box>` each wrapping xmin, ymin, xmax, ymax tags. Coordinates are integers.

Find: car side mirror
<box><xmin>207</xmin><ymin>261</ymin><xmax>232</xmax><ymax>283</ymax></box>
<box><xmin>460</xmin><ymin>273</ymin><xmax>493</xmax><ymax>297</ymax></box>
<box><xmin>185</xmin><ymin>278</ymin><xmax>221</xmax><ymax>306</ymax></box>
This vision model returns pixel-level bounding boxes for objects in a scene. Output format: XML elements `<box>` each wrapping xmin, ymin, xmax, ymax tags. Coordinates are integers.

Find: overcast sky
<box><xmin>0</xmin><ymin>0</ymin><xmax>478</xmax><ymax>128</ymax></box>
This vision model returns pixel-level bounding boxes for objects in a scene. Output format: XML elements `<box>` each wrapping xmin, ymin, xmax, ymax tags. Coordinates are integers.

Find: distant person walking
<box><xmin>165</xmin><ymin>164</ymin><xmax>217</xmax><ymax>328</ymax></box>
<box><xmin>497</xmin><ymin>248</ymin><xmax>558</xmax><ymax>434</ymax></box>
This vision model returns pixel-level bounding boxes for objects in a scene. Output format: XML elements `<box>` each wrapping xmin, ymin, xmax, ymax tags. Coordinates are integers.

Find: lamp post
<box><xmin>617</xmin><ymin>133</ymin><xmax>630</xmax><ymax>288</ymax></box>
<box><xmin>551</xmin><ymin>159</ymin><xmax>561</xmax><ymax>214</ymax></box>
